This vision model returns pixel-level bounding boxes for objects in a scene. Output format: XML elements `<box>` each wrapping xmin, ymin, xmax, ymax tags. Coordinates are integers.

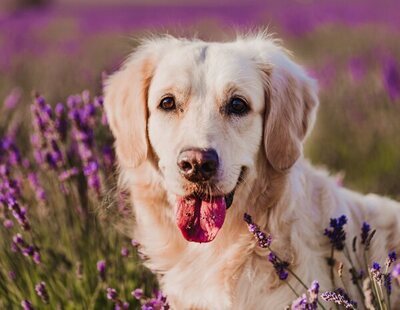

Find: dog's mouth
<box><xmin>175</xmin><ymin>168</ymin><xmax>245</xmax><ymax>243</ymax></box>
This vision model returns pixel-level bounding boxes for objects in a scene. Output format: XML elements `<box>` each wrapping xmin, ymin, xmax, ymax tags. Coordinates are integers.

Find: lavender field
<box><xmin>1</xmin><ymin>0</ymin><xmax>400</xmax><ymax>308</ymax></box>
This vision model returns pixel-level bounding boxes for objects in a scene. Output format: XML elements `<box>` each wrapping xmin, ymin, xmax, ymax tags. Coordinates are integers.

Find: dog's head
<box><xmin>104</xmin><ymin>35</ymin><xmax>318</xmax><ymax>243</ymax></box>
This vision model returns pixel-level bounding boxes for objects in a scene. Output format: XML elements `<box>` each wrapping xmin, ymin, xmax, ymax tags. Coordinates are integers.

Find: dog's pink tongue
<box><xmin>176</xmin><ymin>195</ymin><xmax>226</xmax><ymax>243</ymax></box>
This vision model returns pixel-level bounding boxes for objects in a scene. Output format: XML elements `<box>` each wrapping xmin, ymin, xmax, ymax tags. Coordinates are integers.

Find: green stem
<box><xmin>343</xmin><ymin>246</ymin><xmax>365</xmax><ymax>300</ymax></box>
<box><xmin>285</xmin><ymin>281</ymin><xmax>300</xmax><ymax>298</ymax></box>
<box><xmin>88</xmin><ymin>282</ymin><xmax>102</xmax><ymax>310</ymax></box>
<box><xmin>329</xmin><ymin>246</ymin><xmax>336</xmax><ymax>288</ymax></box>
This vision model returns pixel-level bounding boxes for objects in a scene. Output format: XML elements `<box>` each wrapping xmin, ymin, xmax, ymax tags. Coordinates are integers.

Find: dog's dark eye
<box><xmin>159</xmin><ymin>97</ymin><xmax>176</xmax><ymax>111</ymax></box>
<box><xmin>226</xmin><ymin>97</ymin><xmax>249</xmax><ymax>116</ymax></box>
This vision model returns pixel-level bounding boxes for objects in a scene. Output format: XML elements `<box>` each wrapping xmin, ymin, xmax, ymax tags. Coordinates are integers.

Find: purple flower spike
<box><xmin>4</xmin><ymin>88</ymin><xmax>22</xmax><ymax>110</ymax></box>
<box><xmin>115</xmin><ymin>302</ymin><xmax>130</xmax><ymax>310</ymax></box>
<box><xmin>371</xmin><ymin>262</ymin><xmax>383</xmax><ymax>285</ymax></box>
<box><xmin>131</xmin><ymin>239</ymin><xmax>140</xmax><ymax>247</ymax></box>
<box><xmin>35</xmin><ymin>281</ymin><xmax>49</xmax><ymax>303</ymax></box>
<box><xmin>3</xmin><ymin>219</ymin><xmax>13</xmax><ymax>229</ymax></box>
<box><xmin>291</xmin><ymin>294</ymin><xmax>307</xmax><ymax>309</ymax></box>
<box><xmin>386</xmin><ymin>251</ymin><xmax>397</xmax><ymax>269</ymax></box>
<box><xmin>243</xmin><ymin>213</ymin><xmax>272</xmax><ymax>248</ymax></box>
<box><xmin>33</xmin><ymin>251</ymin><xmax>41</xmax><ymax>265</ymax></box>
<box><xmin>58</xmin><ymin>167</ymin><xmax>79</xmax><ymax>182</ymax></box>
<box><xmin>21</xmin><ymin>300</ymin><xmax>34</xmax><ymax>310</ymax></box>
<box><xmin>321</xmin><ymin>288</ymin><xmax>357</xmax><ymax>309</ymax></box>
<box><xmin>132</xmin><ymin>288</ymin><xmax>144</xmax><ymax>300</ymax></box>
<box><xmin>13</xmin><ymin>233</ymin><xmax>24</xmax><ymax>244</ymax></box>
<box><xmin>268</xmin><ymin>252</ymin><xmax>289</xmax><ymax>280</ymax></box>
<box><xmin>106</xmin><ymin>288</ymin><xmax>118</xmax><ymax>301</ymax></box>
<box><xmin>27</xmin><ymin>172</ymin><xmax>46</xmax><ymax>202</ymax></box>
<box><xmin>121</xmin><ymin>247</ymin><xmax>129</xmax><ymax>257</ymax></box>
<box><xmin>392</xmin><ymin>263</ymin><xmax>400</xmax><ymax>285</ymax></box>
<box><xmin>97</xmin><ymin>260</ymin><xmax>106</xmax><ymax>281</ymax></box>
<box><xmin>308</xmin><ymin>280</ymin><xmax>319</xmax><ymax>308</ymax></box>
<box><xmin>382</xmin><ymin>57</ymin><xmax>400</xmax><ymax>101</ymax></box>
<box><xmin>324</xmin><ymin>215</ymin><xmax>347</xmax><ymax>251</ymax></box>
<box><xmin>102</xmin><ymin>145</ymin><xmax>115</xmax><ymax>169</ymax></box>
<box><xmin>360</xmin><ymin>222</ymin><xmax>370</xmax><ymax>245</ymax></box>
<box><xmin>141</xmin><ymin>290</ymin><xmax>169</xmax><ymax>310</ymax></box>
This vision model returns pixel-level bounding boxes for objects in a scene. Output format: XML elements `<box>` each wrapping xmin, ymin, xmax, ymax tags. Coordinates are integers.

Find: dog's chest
<box><xmin>158</xmin><ymin>243</ymin><xmax>242</xmax><ymax>309</ymax></box>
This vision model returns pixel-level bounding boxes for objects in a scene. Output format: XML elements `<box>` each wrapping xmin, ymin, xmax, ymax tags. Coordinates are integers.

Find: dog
<box><xmin>104</xmin><ymin>33</ymin><xmax>400</xmax><ymax>309</ymax></box>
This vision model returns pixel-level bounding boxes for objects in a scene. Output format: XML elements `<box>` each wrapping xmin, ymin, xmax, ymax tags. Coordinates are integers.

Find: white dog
<box><xmin>104</xmin><ymin>33</ymin><xmax>400</xmax><ymax>309</ymax></box>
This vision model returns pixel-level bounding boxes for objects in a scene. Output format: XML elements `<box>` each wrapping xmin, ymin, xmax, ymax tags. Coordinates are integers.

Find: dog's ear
<box><xmin>103</xmin><ymin>44</ymin><xmax>156</xmax><ymax>168</ymax></box>
<box><xmin>260</xmin><ymin>47</ymin><xmax>319</xmax><ymax>172</ymax></box>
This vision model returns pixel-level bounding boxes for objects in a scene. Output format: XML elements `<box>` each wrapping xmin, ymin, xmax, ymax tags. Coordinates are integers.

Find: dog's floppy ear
<box><xmin>103</xmin><ymin>44</ymin><xmax>157</xmax><ymax>168</ymax></box>
<box><xmin>260</xmin><ymin>46</ymin><xmax>319</xmax><ymax>172</ymax></box>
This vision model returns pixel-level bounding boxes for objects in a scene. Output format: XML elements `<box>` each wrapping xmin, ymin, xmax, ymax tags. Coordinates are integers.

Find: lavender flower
<box><xmin>291</xmin><ymin>294</ymin><xmax>307</xmax><ymax>309</ymax></box>
<box><xmin>0</xmin><ymin>136</ymin><xmax>21</xmax><ymax>166</ymax></box>
<box><xmin>321</xmin><ymin>288</ymin><xmax>357</xmax><ymax>309</ymax></box>
<box><xmin>102</xmin><ymin>145</ymin><xmax>115</xmax><ymax>169</ymax></box>
<box><xmin>35</xmin><ymin>281</ymin><xmax>49</xmax><ymax>303</ymax></box>
<box><xmin>31</xmin><ymin>95</ymin><xmax>65</xmax><ymax>170</ymax></box>
<box><xmin>106</xmin><ymin>287</ymin><xmax>130</xmax><ymax>309</ymax></box>
<box><xmin>4</xmin><ymin>196</ymin><xmax>30</xmax><ymax>230</ymax></box>
<box><xmin>115</xmin><ymin>302</ymin><xmax>129</xmax><ymax>310</ymax></box>
<box><xmin>33</xmin><ymin>251</ymin><xmax>41</xmax><ymax>265</ymax></box>
<box><xmin>308</xmin><ymin>280</ymin><xmax>319</xmax><ymax>307</ymax></box>
<box><xmin>131</xmin><ymin>239</ymin><xmax>140</xmax><ymax>247</ymax></box>
<box><xmin>132</xmin><ymin>288</ymin><xmax>144</xmax><ymax>300</ymax></box>
<box><xmin>58</xmin><ymin>167</ymin><xmax>79</xmax><ymax>182</ymax></box>
<box><xmin>370</xmin><ymin>262</ymin><xmax>383</xmax><ymax>285</ymax></box>
<box><xmin>141</xmin><ymin>290</ymin><xmax>169</xmax><ymax>310</ymax></box>
<box><xmin>67</xmin><ymin>94</ymin><xmax>103</xmax><ymax>195</ymax></box>
<box><xmin>243</xmin><ymin>213</ymin><xmax>272</xmax><ymax>248</ymax></box>
<box><xmin>21</xmin><ymin>300</ymin><xmax>34</xmax><ymax>310</ymax></box>
<box><xmin>3</xmin><ymin>219</ymin><xmax>14</xmax><ymax>229</ymax></box>
<box><xmin>27</xmin><ymin>172</ymin><xmax>46</xmax><ymax>202</ymax></box>
<box><xmin>392</xmin><ymin>263</ymin><xmax>400</xmax><ymax>285</ymax></box>
<box><xmin>385</xmin><ymin>251</ymin><xmax>397</xmax><ymax>269</ymax></box>
<box><xmin>97</xmin><ymin>260</ymin><xmax>106</xmax><ymax>281</ymax></box>
<box><xmin>4</xmin><ymin>88</ymin><xmax>22</xmax><ymax>110</ymax></box>
<box><xmin>54</xmin><ymin>103</ymin><xmax>68</xmax><ymax>141</ymax></box>
<box><xmin>382</xmin><ymin>57</ymin><xmax>400</xmax><ymax>101</ymax></box>
<box><xmin>11</xmin><ymin>233</ymin><xmax>40</xmax><ymax>264</ymax></box>
<box><xmin>324</xmin><ymin>215</ymin><xmax>347</xmax><ymax>250</ymax></box>
<box><xmin>121</xmin><ymin>247</ymin><xmax>129</xmax><ymax>257</ymax></box>
<box><xmin>106</xmin><ymin>288</ymin><xmax>118</xmax><ymax>301</ymax></box>
<box><xmin>290</xmin><ymin>280</ymin><xmax>319</xmax><ymax>309</ymax></box>
<box><xmin>268</xmin><ymin>252</ymin><xmax>289</xmax><ymax>280</ymax></box>
<box><xmin>360</xmin><ymin>222</ymin><xmax>370</xmax><ymax>245</ymax></box>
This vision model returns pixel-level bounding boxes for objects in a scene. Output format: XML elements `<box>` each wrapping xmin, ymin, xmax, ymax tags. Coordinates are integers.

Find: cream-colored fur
<box><xmin>104</xmin><ymin>34</ymin><xmax>400</xmax><ymax>309</ymax></box>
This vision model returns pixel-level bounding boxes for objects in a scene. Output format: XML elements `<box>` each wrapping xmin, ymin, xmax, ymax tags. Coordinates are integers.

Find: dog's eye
<box><xmin>226</xmin><ymin>97</ymin><xmax>249</xmax><ymax>116</ymax></box>
<box><xmin>159</xmin><ymin>97</ymin><xmax>176</xmax><ymax>111</ymax></box>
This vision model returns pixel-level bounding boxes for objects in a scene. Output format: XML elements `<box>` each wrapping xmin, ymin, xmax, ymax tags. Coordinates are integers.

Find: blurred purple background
<box><xmin>1</xmin><ymin>0</ymin><xmax>399</xmax><ymax>94</ymax></box>
<box><xmin>1</xmin><ymin>0</ymin><xmax>400</xmax><ymax>196</ymax></box>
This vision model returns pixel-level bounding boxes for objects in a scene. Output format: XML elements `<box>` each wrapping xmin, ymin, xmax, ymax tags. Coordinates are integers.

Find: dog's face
<box><xmin>104</xmin><ymin>35</ymin><xmax>318</xmax><ymax>243</ymax></box>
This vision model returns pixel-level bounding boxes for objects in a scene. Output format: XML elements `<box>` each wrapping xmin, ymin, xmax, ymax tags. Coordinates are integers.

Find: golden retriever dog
<box><xmin>104</xmin><ymin>33</ymin><xmax>400</xmax><ymax>309</ymax></box>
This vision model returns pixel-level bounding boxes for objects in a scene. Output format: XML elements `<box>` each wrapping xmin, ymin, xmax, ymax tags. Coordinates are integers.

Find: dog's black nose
<box><xmin>177</xmin><ymin>148</ymin><xmax>219</xmax><ymax>182</ymax></box>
